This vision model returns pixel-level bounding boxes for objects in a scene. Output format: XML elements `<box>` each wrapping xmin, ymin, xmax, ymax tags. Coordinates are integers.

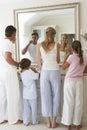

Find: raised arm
<box><xmin>21</xmin><ymin>40</ymin><xmax>33</xmax><ymax>54</ymax></box>
<box><xmin>57</xmin><ymin>43</ymin><xmax>61</xmax><ymax>63</ymax></box>
<box><xmin>36</xmin><ymin>44</ymin><xmax>42</xmax><ymax>68</ymax></box>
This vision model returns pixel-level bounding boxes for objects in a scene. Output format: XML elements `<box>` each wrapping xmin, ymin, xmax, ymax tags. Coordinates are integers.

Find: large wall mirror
<box><xmin>14</xmin><ymin>2</ymin><xmax>80</xmax><ymax>61</ymax></box>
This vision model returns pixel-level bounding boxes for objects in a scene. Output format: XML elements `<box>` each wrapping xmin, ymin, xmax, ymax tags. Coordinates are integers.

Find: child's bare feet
<box><xmin>46</xmin><ymin>123</ymin><xmax>51</xmax><ymax>128</ymax></box>
<box><xmin>46</xmin><ymin>117</ymin><xmax>51</xmax><ymax>128</ymax></box>
<box><xmin>52</xmin><ymin>122</ymin><xmax>58</xmax><ymax>128</ymax></box>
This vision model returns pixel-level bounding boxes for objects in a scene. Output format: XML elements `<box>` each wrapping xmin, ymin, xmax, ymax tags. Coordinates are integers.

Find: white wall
<box><xmin>1</xmin><ymin>0</ymin><xmax>87</xmax><ymax>126</ymax></box>
<box><xmin>0</xmin><ymin>0</ymin><xmax>87</xmax><ymax>48</ymax></box>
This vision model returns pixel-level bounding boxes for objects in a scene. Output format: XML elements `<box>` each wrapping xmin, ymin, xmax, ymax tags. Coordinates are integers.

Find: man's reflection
<box><xmin>21</xmin><ymin>32</ymin><xmax>39</xmax><ymax>64</ymax></box>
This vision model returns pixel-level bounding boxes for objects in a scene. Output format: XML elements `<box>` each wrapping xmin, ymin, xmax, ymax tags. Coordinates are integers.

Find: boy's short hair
<box><xmin>5</xmin><ymin>25</ymin><xmax>16</xmax><ymax>37</ymax></box>
<box><xmin>20</xmin><ymin>58</ymin><xmax>31</xmax><ymax>70</ymax></box>
<box><xmin>32</xmin><ymin>32</ymin><xmax>39</xmax><ymax>37</ymax></box>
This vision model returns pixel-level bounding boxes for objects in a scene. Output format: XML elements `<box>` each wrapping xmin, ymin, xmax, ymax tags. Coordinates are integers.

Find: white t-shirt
<box><xmin>28</xmin><ymin>44</ymin><xmax>37</xmax><ymax>63</ymax></box>
<box><xmin>20</xmin><ymin>69</ymin><xmax>39</xmax><ymax>99</ymax></box>
<box><xmin>0</xmin><ymin>38</ymin><xmax>15</xmax><ymax>69</ymax></box>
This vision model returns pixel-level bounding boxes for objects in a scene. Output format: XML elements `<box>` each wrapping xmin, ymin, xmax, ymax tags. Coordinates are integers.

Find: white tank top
<box><xmin>60</xmin><ymin>51</ymin><xmax>66</xmax><ymax>63</ymax></box>
<box><xmin>40</xmin><ymin>44</ymin><xmax>60</xmax><ymax>70</ymax></box>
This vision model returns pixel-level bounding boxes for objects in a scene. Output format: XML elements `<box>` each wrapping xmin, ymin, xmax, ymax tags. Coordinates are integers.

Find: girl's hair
<box><xmin>72</xmin><ymin>40</ymin><xmax>84</xmax><ymax>64</ymax></box>
<box><xmin>5</xmin><ymin>25</ymin><xmax>16</xmax><ymax>37</ymax></box>
<box><xmin>41</xmin><ymin>27</ymin><xmax>56</xmax><ymax>52</ymax></box>
<box><xmin>20</xmin><ymin>58</ymin><xmax>31</xmax><ymax>70</ymax></box>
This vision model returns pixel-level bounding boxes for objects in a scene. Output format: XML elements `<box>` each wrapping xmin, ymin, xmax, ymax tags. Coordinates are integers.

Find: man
<box><xmin>21</xmin><ymin>32</ymin><xmax>39</xmax><ymax>63</ymax></box>
<box><xmin>0</xmin><ymin>25</ymin><xmax>22</xmax><ymax>124</ymax></box>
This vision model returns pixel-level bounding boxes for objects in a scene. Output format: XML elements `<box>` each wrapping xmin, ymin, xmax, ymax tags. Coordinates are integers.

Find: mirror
<box><xmin>14</xmin><ymin>2</ymin><xmax>80</xmax><ymax>61</ymax></box>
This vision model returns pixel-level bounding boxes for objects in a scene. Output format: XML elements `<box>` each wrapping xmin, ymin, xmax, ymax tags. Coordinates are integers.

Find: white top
<box><xmin>28</xmin><ymin>44</ymin><xmax>37</xmax><ymax>63</ymax></box>
<box><xmin>20</xmin><ymin>69</ymin><xmax>39</xmax><ymax>99</ymax></box>
<box><xmin>40</xmin><ymin>44</ymin><xmax>60</xmax><ymax>70</ymax></box>
<box><xmin>60</xmin><ymin>51</ymin><xmax>66</xmax><ymax>63</ymax></box>
<box><xmin>0</xmin><ymin>38</ymin><xmax>16</xmax><ymax>69</ymax></box>
<box><xmin>66</xmin><ymin>52</ymin><xmax>87</xmax><ymax>79</ymax></box>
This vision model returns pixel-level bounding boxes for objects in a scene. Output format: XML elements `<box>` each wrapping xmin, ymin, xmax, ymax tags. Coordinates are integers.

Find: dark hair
<box><xmin>72</xmin><ymin>40</ymin><xmax>84</xmax><ymax>64</ymax></box>
<box><xmin>32</xmin><ymin>32</ymin><xmax>39</xmax><ymax>37</ymax></box>
<box><xmin>20</xmin><ymin>58</ymin><xmax>31</xmax><ymax>70</ymax></box>
<box><xmin>5</xmin><ymin>25</ymin><xmax>16</xmax><ymax>37</ymax></box>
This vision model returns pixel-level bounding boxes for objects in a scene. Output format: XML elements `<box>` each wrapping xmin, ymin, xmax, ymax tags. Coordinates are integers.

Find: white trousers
<box><xmin>40</xmin><ymin>70</ymin><xmax>62</xmax><ymax>117</ymax></box>
<box><xmin>61</xmin><ymin>78</ymin><xmax>83</xmax><ymax>126</ymax></box>
<box><xmin>0</xmin><ymin>68</ymin><xmax>22</xmax><ymax>124</ymax></box>
<box><xmin>23</xmin><ymin>98</ymin><xmax>38</xmax><ymax>125</ymax></box>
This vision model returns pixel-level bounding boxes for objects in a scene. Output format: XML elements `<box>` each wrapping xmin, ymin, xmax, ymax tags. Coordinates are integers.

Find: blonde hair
<box><xmin>62</xmin><ymin>34</ymin><xmax>68</xmax><ymax>39</ymax></box>
<box><xmin>41</xmin><ymin>27</ymin><xmax>56</xmax><ymax>52</ymax></box>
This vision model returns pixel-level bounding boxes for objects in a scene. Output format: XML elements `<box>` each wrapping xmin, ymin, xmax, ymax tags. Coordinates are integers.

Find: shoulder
<box><xmin>37</xmin><ymin>43</ymin><xmax>42</xmax><ymax>49</ymax></box>
<box><xmin>2</xmin><ymin>39</ymin><xmax>13</xmax><ymax>51</ymax></box>
<box><xmin>66</xmin><ymin>44</ymin><xmax>72</xmax><ymax>50</ymax></box>
<box><xmin>67</xmin><ymin>54</ymin><xmax>73</xmax><ymax>61</ymax></box>
<box><xmin>56</xmin><ymin>43</ymin><xmax>61</xmax><ymax>50</ymax></box>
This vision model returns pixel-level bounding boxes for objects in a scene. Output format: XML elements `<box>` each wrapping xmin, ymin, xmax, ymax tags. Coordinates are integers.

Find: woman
<box><xmin>36</xmin><ymin>27</ymin><xmax>61</xmax><ymax>128</ymax></box>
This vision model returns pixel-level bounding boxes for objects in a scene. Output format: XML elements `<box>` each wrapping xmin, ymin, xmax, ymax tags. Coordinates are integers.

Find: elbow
<box><xmin>5</xmin><ymin>57</ymin><xmax>12</xmax><ymax>65</ymax></box>
<box><xmin>21</xmin><ymin>50</ymin><xmax>25</xmax><ymax>55</ymax></box>
<box><xmin>62</xmin><ymin>64</ymin><xmax>66</xmax><ymax>70</ymax></box>
<box><xmin>62</xmin><ymin>66</ymin><xmax>66</xmax><ymax>70</ymax></box>
<box><xmin>37</xmin><ymin>61</ymin><xmax>41</xmax><ymax>68</ymax></box>
<box><xmin>57</xmin><ymin>58</ymin><xmax>60</xmax><ymax>64</ymax></box>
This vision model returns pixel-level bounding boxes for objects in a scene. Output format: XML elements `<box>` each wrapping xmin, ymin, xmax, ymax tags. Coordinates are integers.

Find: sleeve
<box><xmin>4</xmin><ymin>41</ymin><xmax>13</xmax><ymax>53</ymax></box>
<box><xmin>30</xmin><ymin>70</ymin><xmax>39</xmax><ymax>80</ymax></box>
<box><xmin>66</xmin><ymin>55</ymin><xmax>72</xmax><ymax>64</ymax></box>
<box><xmin>85</xmin><ymin>56</ymin><xmax>87</xmax><ymax>65</ymax></box>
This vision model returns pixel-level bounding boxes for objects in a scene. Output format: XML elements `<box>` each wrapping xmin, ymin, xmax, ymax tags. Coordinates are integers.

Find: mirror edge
<box><xmin>14</xmin><ymin>2</ymin><xmax>80</xmax><ymax>61</ymax></box>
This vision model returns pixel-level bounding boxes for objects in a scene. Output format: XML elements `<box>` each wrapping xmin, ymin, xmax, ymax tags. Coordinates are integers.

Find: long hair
<box><xmin>41</xmin><ymin>27</ymin><xmax>56</xmax><ymax>52</ymax></box>
<box><xmin>72</xmin><ymin>40</ymin><xmax>84</xmax><ymax>64</ymax></box>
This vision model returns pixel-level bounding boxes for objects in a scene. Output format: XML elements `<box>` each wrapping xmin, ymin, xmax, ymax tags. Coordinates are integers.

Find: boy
<box><xmin>20</xmin><ymin>58</ymin><xmax>39</xmax><ymax>126</ymax></box>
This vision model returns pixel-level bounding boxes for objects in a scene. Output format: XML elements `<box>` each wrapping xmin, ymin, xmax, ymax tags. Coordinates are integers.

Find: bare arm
<box><xmin>57</xmin><ymin>43</ymin><xmax>61</xmax><ymax>63</ymax></box>
<box><xmin>30</xmin><ymin>67</ymin><xmax>38</xmax><ymax>73</ymax></box>
<box><xmin>21</xmin><ymin>40</ymin><xmax>33</xmax><ymax>54</ymax></box>
<box><xmin>62</xmin><ymin>61</ymin><xmax>70</xmax><ymax>69</ymax></box>
<box><xmin>84</xmin><ymin>65</ymin><xmax>87</xmax><ymax>73</ymax></box>
<box><xmin>36</xmin><ymin>44</ymin><xmax>42</xmax><ymax>68</ymax></box>
<box><xmin>5</xmin><ymin>52</ymin><xmax>19</xmax><ymax>67</ymax></box>
<box><xmin>63</xmin><ymin>45</ymin><xmax>72</xmax><ymax>64</ymax></box>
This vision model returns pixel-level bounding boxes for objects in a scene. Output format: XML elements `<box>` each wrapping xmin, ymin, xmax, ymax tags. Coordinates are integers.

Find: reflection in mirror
<box><xmin>14</xmin><ymin>3</ymin><xmax>80</xmax><ymax>61</ymax></box>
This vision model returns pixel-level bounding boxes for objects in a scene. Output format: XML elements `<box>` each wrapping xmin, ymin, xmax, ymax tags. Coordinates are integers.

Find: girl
<box><xmin>61</xmin><ymin>40</ymin><xmax>87</xmax><ymax>130</ymax></box>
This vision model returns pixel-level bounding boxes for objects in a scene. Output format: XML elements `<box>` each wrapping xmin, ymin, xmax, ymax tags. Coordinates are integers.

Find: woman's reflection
<box><xmin>59</xmin><ymin>34</ymin><xmax>72</xmax><ymax>63</ymax></box>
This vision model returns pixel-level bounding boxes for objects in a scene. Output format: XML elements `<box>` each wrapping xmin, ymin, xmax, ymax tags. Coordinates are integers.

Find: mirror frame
<box><xmin>14</xmin><ymin>2</ymin><xmax>80</xmax><ymax>61</ymax></box>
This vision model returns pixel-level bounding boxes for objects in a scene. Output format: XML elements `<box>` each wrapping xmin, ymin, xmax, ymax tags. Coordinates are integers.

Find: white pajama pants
<box><xmin>0</xmin><ymin>68</ymin><xmax>22</xmax><ymax>124</ymax></box>
<box><xmin>40</xmin><ymin>70</ymin><xmax>61</xmax><ymax>117</ymax></box>
<box><xmin>23</xmin><ymin>98</ymin><xmax>38</xmax><ymax>125</ymax></box>
<box><xmin>61</xmin><ymin>78</ymin><xmax>83</xmax><ymax>126</ymax></box>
